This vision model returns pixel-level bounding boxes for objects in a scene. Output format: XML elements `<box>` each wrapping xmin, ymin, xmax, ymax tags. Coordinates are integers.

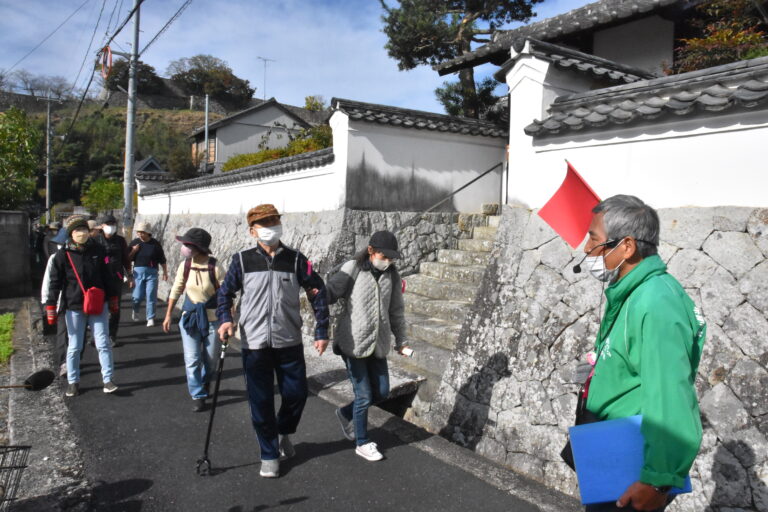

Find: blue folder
<box><xmin>569</xmin><ymin>415</ymin><xmax>692</xmax><ymax>505</ymax></box>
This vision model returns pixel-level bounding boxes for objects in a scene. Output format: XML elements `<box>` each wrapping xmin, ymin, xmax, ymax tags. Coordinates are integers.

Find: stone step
<box><xmin>437</xmin><ymin>249</ymin><xmax>491</xmax><ymax>266</ymax></box>
<box><xmin>391</xmin><ymin>336</ymin><xmax>453</xmax><ymax>377</ymax></box>
<box><xmin>404</xmin><ymin>274</ymin><xmax>477</xmax><ymax>302</ymax></box>
<box><xmin>405</xmin><ymin>312</ymin><xmax>461</xmax><ymax>350</ymax></box>
<box><xmin>481</xmin><ymin>203</ymin><xmax>500</xmax><ymax>216</ymax></box>
<box><xmin>472</xmin><ymin>226</ymin><xmax>498</xmax><ymax>241</ymax></box>
<box><xmin>487</xmin><ymin>215</ymin><xmax>501</xmax><ymax>228</ymax></box>
<box><xmin>404</xmin><ymin>292</ymin><xmax>469</xmax><ymax>323</ymax></box>
<box><xmin>419</xmin><ymin>261</ymin><xmax>486</xmax><ymax>284</ymax></box>
<box><xmin>390</xmin><ymin>360</ymin><xmax>443</xmax><ymax>404</ymax></box>
<box><xmin>457</xmin><ymin>238</ymin><xmax>494</xmax><ymax>252</ymax></box>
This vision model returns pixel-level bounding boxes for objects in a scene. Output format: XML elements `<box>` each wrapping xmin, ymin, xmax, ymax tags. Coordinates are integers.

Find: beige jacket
<box><xmin>169</xmin><ymin>257</ymin><xmax>223</xmax><ymax>321</ymax></box>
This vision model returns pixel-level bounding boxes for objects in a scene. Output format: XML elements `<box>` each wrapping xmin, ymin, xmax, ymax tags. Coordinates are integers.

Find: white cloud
<box><xmin>0</xmin><ymin>0</ymin><xmax>588</xmax><ymax>112</ymax></box>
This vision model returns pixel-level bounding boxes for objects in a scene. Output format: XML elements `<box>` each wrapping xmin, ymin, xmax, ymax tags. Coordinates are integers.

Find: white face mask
<box><xmin>256</xmin><ymin>225</ymin><xmax>282</xmax><ymax>246</ymax></box>
<box><xmin>586</xmin><ymin>240</ymin><xmax>626</xmax><ymax>283</ymax></box>
<box><xmin>371</xmin><ymin>257</ymin><xmax>391</xmax><ymax>271</ymax></box>
<box><xmin>103</xmin><ymin>225</ymin><xmax>117</xmax><ymax>236</ymax></box>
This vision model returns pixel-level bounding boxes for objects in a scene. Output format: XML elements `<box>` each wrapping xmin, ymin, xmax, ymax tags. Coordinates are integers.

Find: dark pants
<box><xmin>242</xmin><ymin>344</ymin><xmax>308</xmax><ymax>461</ymax></box>
<box><xmin>339</xmin><ymin>355</ymin><xmax>390</xmax><ymax>446</ymax></box>
<box><xmin>108</xmin><ymin>287</ymin><xmax>123</xmax><ymax>338</ymax></box>
<box><xmin>586</xmin><ymin>497</ymin><xmax>673</xmax><ymax>511</ymax></box>
<box><xmin>55</xmin><ymin>315</ymin><xmax>68</xmax><ymax>366</ymax></box>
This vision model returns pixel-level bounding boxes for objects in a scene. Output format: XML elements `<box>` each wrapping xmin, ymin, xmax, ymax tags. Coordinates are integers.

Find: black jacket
<box><xmin>46</xmin><ymin>239</ymin><xmax>119</xmax><ymax>311</ymax></box>
<box><xmin>96</xmin><ymin>233</ymin><xmax>130</xmax><ymax>282</ymax></box>
<box><xmin>129</xmin><ymin>238</ymin><xmax>166</xmax><ymax>268</ymax></box>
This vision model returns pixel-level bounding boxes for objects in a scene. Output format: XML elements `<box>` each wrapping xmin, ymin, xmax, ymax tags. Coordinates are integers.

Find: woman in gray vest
<box><xmin>326</xmin><ymin>230</ymin><xmax>410</xmax><ymax>462</ymax></box>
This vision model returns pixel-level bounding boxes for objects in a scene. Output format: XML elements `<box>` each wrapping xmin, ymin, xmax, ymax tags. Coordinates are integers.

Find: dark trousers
<box><xmin>55</xmin><ymin>315</ymin><xmax>68</xmax><ymax>366</ymax></box>
<box><xmin>242</xmin><ymin>344</ymin><xmax>308</xmax><ymax>461</ymax></box>
<box><xmin>108</xmin><ymin>288</ymin><xmax>122</xmax><ymax>338</ymax></box>
<box><xmin>586</xmin><ymin>497</ymin><xmax>673</xmax><ymax>511</ymax></box>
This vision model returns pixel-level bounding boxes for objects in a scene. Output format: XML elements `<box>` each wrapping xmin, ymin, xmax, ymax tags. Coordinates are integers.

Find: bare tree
<box><xmin>0</xmin><ymin>69</ymin><xmax>8</xmax><ymax>92</ymax></box>
<box><xmin>13</xmin><ymin>70</ymin><xmax>44</xmax><ymax>96</ymax></box>
<box><xmin>39</xmin><ymin>76</ymin><xmax>72</xmax><ymax>99</ymax></box>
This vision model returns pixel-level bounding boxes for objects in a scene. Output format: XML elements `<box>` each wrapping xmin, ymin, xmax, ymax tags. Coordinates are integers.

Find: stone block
<box><xmin>538</xmin><ymin>237</ymin><xmax>574</xmax><ymax>273</ymax></box>
<box><xmin>505</xmin><ymin>452</ymin><xmax>545</xmax><ymax>481</ymax></box>
<box><xmin>524</xmin><ymin>265</ymin><xmax>569</xmax><ymax>311</ymax></box>
<box><xmin>666</xmin><ymin>249</ymin><xmax>719</xmax><ymax>288</ymax></box>
<box><xmin>740</xmin><ymin>260</ymin><xmax>768</xmax><ymax>315</ymax></box>
<box><xmin>562</xmin><ymin>276</ymin><xmax>603</xmax><ymax>316</ymax></box>
<box><xmin>514</xmin><ymin>250</ymin><xmax>540</xmax><ymax>288</ymax></box>
<box><xmin>658</xmin><ymin>208</ymin><xmax>714</xmax><ymax>249</ymax></box>
<box><xmin>522</xmin><ymin>211</ymin><xmax>557</xmax><ymax>250</ymax></box>
<box><xmin>712</xmin><ymin>207</ymin><xmax>755</xmax><ymax>232</ymax></box>
<box><xmin>481</xmin><ymin>203</ymin><xmax>499</xmax><ymax>215</ymax></box>
<box><xmin>747</xmin><ymin>208</ymin><xmax>768</xmax><ymax>258</ymax></box>
<box><xmin>543</xmin><ymin>461</ymin><xmax>579</xmax><ymax>498</ymax></box>
<box><xmin>700</xmin><ymin>266</ymin><xmax>745</xmax><ymax>327</ymax></box>
<box><xmin>727</xmin><ymin>359</ymin><xmax>768</xmax><ymax>416</ymax></box>
<box><xmin>697</xmin><ymin>323</ymin><xmax>742</xmax><ymax>387</ymax></box>
<box><xmin>657</xmin><ymin>240</ymin><xmax>679</xmax><ymax>265</ymax></box>
<box><xmin>700</xmin><ymin>383</ymin><xmax>751</xmax><ymax>436</ymax></box>
<box><xmin>703</xmin><ymin>231</ymin><xmax>764</xmax><ymax>278</ymax></box>
<box><xmin>706</xmin><ymin>444</ymin><xmax>752</xmax><ymax>508</ymax></box>
<box><xmin>751</xmin><ymin>460</ymin><xmax>768</xmax><ymax>512</ymax></box>
<box><xmin>549</xmin><ymin>315</ymin><xmax>596</xmax><ymax>368</ymax></box>
<box><xmin>727</xmin><ymin>428</ymin><xmax>768</xmax><ymax>467</ymax></box>
<box><xmin>722</xmin><ymin>302</ymin><xmax>768</xmax><ymax>360</ymax></box>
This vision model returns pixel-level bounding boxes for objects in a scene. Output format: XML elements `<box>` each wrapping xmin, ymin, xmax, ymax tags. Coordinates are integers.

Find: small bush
<box><xmin>0</xmin><ymin>313</ymin><xmax>15</xmax><ymax>364</ymax></box>
<box><xmin>221</xmin><ymin>125</ymin><xmax>332</xmax><ymax>172</ymax></box>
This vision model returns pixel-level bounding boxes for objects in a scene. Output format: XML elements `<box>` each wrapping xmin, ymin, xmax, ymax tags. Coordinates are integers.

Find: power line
<box><xmin>102</xmin><ymin>0</ymin><xmax>147</xmax><ymax>50</ymax></box>
<box><xmin>140</xmin><ymin>0</ymin><xmax>192</xmax><ymax>56</ymax></box>
<box><xmin>104</xmin><ymin>0</ymin><xmax>123</xmax><ymax>38</ymax></box>
<box><xmin>7</xmin><ymin>0</ymin><xmax>93</xmax><ymax>73</ymax></box>
<box><xmin>71</xmin><ymin>0</ymin><xmax>108</xmax><ymax>95</ymax></box>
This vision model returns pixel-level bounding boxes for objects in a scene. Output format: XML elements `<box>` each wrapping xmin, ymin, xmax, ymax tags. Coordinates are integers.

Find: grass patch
<box><xmin>0</xmin><ymin>313</ymin><xmax>15</xmax><ymax>364</ymax></box>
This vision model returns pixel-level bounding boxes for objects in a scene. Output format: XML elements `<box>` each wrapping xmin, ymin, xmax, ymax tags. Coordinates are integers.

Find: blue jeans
<box><xmin>179</xmin><ymin>316</ymin><xmax>220</xmax><ymax>399</ymax></box>
<box><xmin>340</xmin><ymin>355</ymin><xmax>390</xmax><ymax>446</ymax></box>
<box><xmin>132</xmin><ymin>266</ymin><xmax>158</xmax><ymax>320</ymax></box>
<box><xmin>65</xmin><ymin>304</ymin><xmax>114</xmax><ymax>384</ymax></box>
<box><xmin>242</xmin><ymin>345</ymin><xmax>308</xmax><ymax>461</ymax></box>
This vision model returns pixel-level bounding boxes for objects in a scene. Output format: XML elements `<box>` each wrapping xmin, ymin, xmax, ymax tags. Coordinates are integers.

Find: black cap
<box><xmin>369</xmin><ymin>230</ymin><xmax>400</xmax><ymax>259</ymax></box>
<box><xmin>97</xmin><ymin>214</ymin><xmax>117</xmax><ymax>225</ymax></box>
<box><xmin>175</xmin><ymin>228</ymin><xmax>212</xmax><ymax>254</ymax></box>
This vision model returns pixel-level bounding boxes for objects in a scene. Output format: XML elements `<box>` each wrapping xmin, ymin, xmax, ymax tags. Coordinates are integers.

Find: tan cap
<box><xmin>247</xmin><ymin>204</ymin><xmax>281</xmax><ymax>226</ymax></box>
<box><xmin>87</xmin><ymin>220</ymin><xmax>100</xmax><ymax>230</ymax></box>
<box><xmin>135</xmin><ymin>221</ymin><xmax>153</xmax><ymax>234</ymax></box>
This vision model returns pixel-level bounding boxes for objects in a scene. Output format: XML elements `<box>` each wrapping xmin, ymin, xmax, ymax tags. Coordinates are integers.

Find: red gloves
<box><xmin>45</xmin><ymin>305</ymin><xmax>57</xmax><ymax>326</ymax></box>
<box><xmin>109</xmin><ymin>296</ymin><xmax>119</xmax><ymax>314</ymax></box>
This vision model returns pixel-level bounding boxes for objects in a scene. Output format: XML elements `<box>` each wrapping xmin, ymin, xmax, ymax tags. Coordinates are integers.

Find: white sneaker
<box><xmin>355</xmin><ymin>442</ymin><xmax>383</xmax><ymax>461</ymax></box>
<box><xmin>131</xmin><ymin>310</ymin><xmax>139</xmax><ymax>322</ymax></box>
<box><xmin>146</xmin><ymin>319</ymin><xmax>155</xmax><ymax>327</ymax></box>
<box><xmin>259</xmin><ymin>458</ymin><xmax>279</xmax><ymax>478</ymax></box>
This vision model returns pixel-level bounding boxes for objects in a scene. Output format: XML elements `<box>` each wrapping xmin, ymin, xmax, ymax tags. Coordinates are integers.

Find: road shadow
<box><xmin>439</xmin><ymin>352</ymin><xmax>510</xmax><ymax>450</ymax></box>
<box><xmin>227</xmin><ymin>496</ymin><xmax>309</xmax><ymax>512</ymax></box>
<box><xmin>89</xmin><ymin>477</ymin><xmax>154</xmax><ymax>511</ymax></box>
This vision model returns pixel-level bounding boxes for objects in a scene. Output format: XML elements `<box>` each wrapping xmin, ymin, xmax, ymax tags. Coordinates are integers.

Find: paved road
<box><xmin>66</xmin><ymin>300</ymin><xmax>541</xmax><ymax>512</ymax></box>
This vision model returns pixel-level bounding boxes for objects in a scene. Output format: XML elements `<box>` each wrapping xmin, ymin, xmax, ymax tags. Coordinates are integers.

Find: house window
<box><xmin>207</xmin><ymin>136</ymin><xmax>216</xmax><ymax>163</ymax></box>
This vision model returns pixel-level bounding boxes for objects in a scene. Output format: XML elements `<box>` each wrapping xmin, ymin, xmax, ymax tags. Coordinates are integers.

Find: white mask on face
<box><xmin>256</xmin><ymin>225</ymin><xmax>282</xmax><ymax>246</ymax></box>
<box><xmin>103</xmin><ymin>225</ymin><xmax>117</xmax><ymax>236</ymax></box>
<box><xmin>586</xmin><ymin>240</ymin><xmax>626</xmax><ymax>283</ymax></box>
<box><xmin>371</xmin><ymin>257</ymin><xmax>391</xmax><ymax>271</ymax></box>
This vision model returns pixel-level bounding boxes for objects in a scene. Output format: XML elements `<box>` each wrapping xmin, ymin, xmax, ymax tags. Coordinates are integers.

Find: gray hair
<box><xmin>592</xmin><ymin>195</ymin><xmax>659</xmax><ymax>258</ymax></box>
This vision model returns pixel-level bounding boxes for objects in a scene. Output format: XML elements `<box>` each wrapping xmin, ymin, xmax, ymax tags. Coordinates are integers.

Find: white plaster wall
<box><xmin>138</xmin><ymin>158</ymin><xmax>344</xmax><ymax>216</ymax></box>
<box><xmin>345</xmin><ymin>119</ymin><xmax>505</xmax><ymax>212</ymax></box>
<box><xmin>214</xmin><ymin>106</ymin><xmax>306</xmax><ymax>164</ymax></box>
<box><xmin>592</xmin><ymin>15</ymin><xmax>674</xmax><ymax>75</ymax></box>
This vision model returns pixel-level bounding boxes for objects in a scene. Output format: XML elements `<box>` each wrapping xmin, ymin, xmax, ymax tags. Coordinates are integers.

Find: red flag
<box><xmin>537</xmin><ymin>162</ymin><xmax>601</xmax><ymax>248</ymax></box>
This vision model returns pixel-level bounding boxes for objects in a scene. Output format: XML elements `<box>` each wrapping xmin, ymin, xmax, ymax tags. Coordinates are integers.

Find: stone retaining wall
<box><xmin>411</xmin><ymin>205</ymin><xmax>768</xmax><ymax>511</ymax></box>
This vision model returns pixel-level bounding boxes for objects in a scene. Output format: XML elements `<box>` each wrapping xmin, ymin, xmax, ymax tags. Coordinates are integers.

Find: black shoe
<box><xmin>192</xmin><ymin>398</ymin><xmax>205</xmax><ymax>412</ymax></box>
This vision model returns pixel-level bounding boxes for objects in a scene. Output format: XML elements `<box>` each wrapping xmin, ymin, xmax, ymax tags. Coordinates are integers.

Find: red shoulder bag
<box><xmin>66</xmin><ymin>251</ymin><xmax>105</xmax><ymax>315</ymax></box>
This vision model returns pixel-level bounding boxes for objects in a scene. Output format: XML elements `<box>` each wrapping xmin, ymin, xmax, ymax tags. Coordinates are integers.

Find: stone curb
<box><xmin>305</xmin><ymin>367</ymin><xmax>582</xmax><ymax>512</ymax></box>
<box><xmin>8</xmin><ymin>298</ymin><xmax>91</xmax><ymax>511</ymax></box>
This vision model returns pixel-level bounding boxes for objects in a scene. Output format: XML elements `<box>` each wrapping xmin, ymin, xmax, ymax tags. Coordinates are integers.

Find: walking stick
<box><xmin>196</xmin><ymin>335</ymin><xmax>228</xmax><ymax>476</ymax></box>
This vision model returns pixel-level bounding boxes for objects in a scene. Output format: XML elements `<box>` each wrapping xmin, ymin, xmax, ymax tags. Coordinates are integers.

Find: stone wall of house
<box><xmin>412</xmin><ymin>205</ymin><xmax>768</xmax><ymax>512</ymax></box>
<box><xmin>134</xmin><ymin>208</ymin><xmax>480</xmax><ymax>304</ymax></box>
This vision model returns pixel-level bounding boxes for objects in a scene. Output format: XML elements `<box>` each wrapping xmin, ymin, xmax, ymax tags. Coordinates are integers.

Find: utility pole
<box><xmin>122</xmin><ymin>0</ymin><xmax>140</xmax><ymax>232</ymax></box>
<box><xmin>257</xmin><ymin>56</ymin><xmax>276</xmax><ymax>100</ymax></box>
<box><xmin>203</xmin><ymin>93</ymin><xmax>209</xmax><ymax>170</ymax></box>
<box><xmin>36</xmin><ymin>90</ymin><xmax>60</xmax><ymax>224</ymax></box>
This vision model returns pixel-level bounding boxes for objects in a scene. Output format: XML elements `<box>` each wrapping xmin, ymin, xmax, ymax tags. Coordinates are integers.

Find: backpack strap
<box><xmin>208</xmin><ymin>257</ymin><xmax>219</xmax><ymax>290</ymax></box>
<box><xmin>179</xmin><ymin>257</ymin><xmax>193</xmax><ymax>296</ymax></box>
<box><xmin>65</xmin><ymin>251</ymin><xmax>87</xmax><ymax>295</ymax></box>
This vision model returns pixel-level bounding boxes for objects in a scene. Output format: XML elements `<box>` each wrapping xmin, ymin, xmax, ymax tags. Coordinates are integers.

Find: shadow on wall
<box><xmin>346</xmin><ymin>155</ymin><xmax>454</xmax><ymax>212</ymax></box>
<box><xmin>706</xmin><ymin>440</ymin><xmax>766</xmax><ymax>511</ymax></box>
<box><xmin>439</xmin><ymin>353</ymin><xmax>511</xmax><ymax>450</ymax></box>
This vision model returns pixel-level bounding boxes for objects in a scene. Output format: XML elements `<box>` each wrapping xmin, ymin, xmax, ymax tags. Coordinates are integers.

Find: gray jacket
<box><xmin>327</xmin><ymin>260</ymin><xmax>407</xmax><ymax>358</ymax></box>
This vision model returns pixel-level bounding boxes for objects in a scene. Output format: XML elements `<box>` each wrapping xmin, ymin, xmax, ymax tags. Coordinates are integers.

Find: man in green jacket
<box><xmin>580</xmin><ymin>195</ymin><xmax>706</xmax><ymax>512</ymax></box>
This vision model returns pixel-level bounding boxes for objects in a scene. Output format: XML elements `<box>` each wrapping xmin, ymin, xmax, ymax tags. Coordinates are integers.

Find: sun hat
<box><xmin>135</xmin><ymin>221</ymin><xmax>152</xmax><ymax>234</ymax></box>
<box><xmin>175</xmin><ymin>228</ymin><xmax>212</xmax><ymax>254</ymax></box>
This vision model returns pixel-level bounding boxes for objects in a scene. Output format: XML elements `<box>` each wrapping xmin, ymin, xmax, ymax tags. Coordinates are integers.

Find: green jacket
<box><xmin>585</xmin><ymin>255</ymin><xmax>706</xmax><ymax>488</ymax></box>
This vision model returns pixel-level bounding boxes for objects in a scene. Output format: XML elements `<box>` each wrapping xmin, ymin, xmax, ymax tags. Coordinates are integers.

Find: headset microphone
<box><xmin>573</xmin><ymin>253</ymin><xmax>589</xmax><ymax>274</ymax></box>
<box><xmin>572</xmin><ymin>240</ymin><xmax>616</xmax><ymax>273</ymax></box>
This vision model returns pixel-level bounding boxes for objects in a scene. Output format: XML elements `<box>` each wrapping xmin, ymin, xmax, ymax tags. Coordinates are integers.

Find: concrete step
<box><xmin>404</xmin><ymin>274</ymin><xmax>477</xmax><ymax>302</ymax></box>
<box><xmin>389</xmin><ymin>359</ymin><xmax>443</xmax><ymax>403</ymax></box>
<box><xmin>405</xmin><ymin>312</ymin><xmax>461</xmax><ymax>350</ymax></box>
<box><xmin>437</xmin><ymin>249</ymin><xmax>491</xmax><ymax>266</ymax></box>
<box><xmin>419</xmin><ymin>261</ymin><xmax>486</xmax><ymax>284</ymax></box>
<box><xmin>481</xmin><ymin>203</ymin><xmax>500</xmax><ymax>216</ymax></box>
<box><xmin>457</xmin><ymin>238</ymin><xmax>494</xmax><ymax>252</ymax></box>
<box><xmin>404</xmin><ymin>292</ymin><xmax>469</xmax><ymax>322</ymax></box>
<box><xmin>487</xmin><ymin>215</ymin><xmax>501</xmax><ymax>228</ymax></box>
<box><xmin>391</xmin><ymin>336</ymin><xmax>453</xmax><ymax>377</ymax></box>
<box><xmin>472</xmin><ymin>226</ymin><xmax>498</xmax><ymax>241</ymax></box>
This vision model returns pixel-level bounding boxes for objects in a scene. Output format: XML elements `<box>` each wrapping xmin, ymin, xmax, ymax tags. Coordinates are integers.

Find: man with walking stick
<box><xmin>216</xmin><ymin>204</ymin><xmax>330</xmax><ymax>478</ymax></box>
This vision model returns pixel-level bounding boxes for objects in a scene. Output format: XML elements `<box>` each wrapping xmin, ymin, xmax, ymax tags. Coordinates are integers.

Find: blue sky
<box><xmin>0</xmin><ymin>0</ymin><xmax>586</xmax><ymax>113</ymax></box>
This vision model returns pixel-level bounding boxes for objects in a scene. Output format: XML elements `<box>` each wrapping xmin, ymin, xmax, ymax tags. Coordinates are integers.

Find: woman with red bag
<box><xmin>45</xmin><ymin>216</ymin><xmax>121</xmax><ymax>397</ymax></box>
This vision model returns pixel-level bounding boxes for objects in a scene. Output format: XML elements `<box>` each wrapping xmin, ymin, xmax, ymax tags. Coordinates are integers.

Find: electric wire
<box><xmin>102</xmin><ymin>0</ymin><xmax>147</xmax><ymax>50</ymax></box>
<box><xmin>6</xmin><ymin>0</ymin><xmax>93</xmax><ymax>73</ymax></box>
<box><xmin>70</xmin><ymin>0</ymin><xmax>108</xmax><ymax>95</ymax></box>
<box><xmin>139</xmin><ymin>0</ymin><xmax>192</xmax><ymax>56</ymax></box>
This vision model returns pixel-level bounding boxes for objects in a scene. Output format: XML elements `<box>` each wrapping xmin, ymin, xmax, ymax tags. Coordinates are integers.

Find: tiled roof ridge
<box><xmin>140</xmin><ymin>147</ymin><xmax>334</xmax><ymax>196</ymax></box>
<box><xmin>190</xmin><ymin>98</ymin><xmax>317</xmax><ymax>136</ymax></box>
<box><xmin>332</xmin><ymin>98</ymin><xmax>508</xmax><ymax>138</ymax></box>
<box><xmin>434</xmin><ymin>0</ymin><xmax>686</xmax><ymax>75</ymax></box>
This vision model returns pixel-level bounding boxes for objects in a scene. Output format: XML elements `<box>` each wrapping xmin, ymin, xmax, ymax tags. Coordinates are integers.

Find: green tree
<box><xmin>168</xmin><ymin>54</ymin><xmax>255</xmax><ymax>108</ymax></box>
<box><xmin>435</xmin><ymin>76</ymin><xmax>502</xmax><ymax>120</ymax></box>
<box><xmin>81</xmin><ymin>178</ymin><xmax>123</xmax><ymax>213</ymax></box>
<box><xmin>304</xmin><ymin>95</ymin><xmax>326</xmax><ymax>111</ymax></box>
<box><xmin>0</xmin><ymin>108</ymin><xmax>41</xmax><ymax>209</ymax></box>
<box><xmin>104</xmin><ymin>58</ymin><xmax>166</xmax><ymax>95</ymax></box>
<box><xmin>380</xmin><ymin>0</ymin><xmax>541</xmax><ymax>118</ymax></box>
<box><xmin>674</xmin><ymin>0</ymin><xmax>768</xmax><ymax>73</ymax></box>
